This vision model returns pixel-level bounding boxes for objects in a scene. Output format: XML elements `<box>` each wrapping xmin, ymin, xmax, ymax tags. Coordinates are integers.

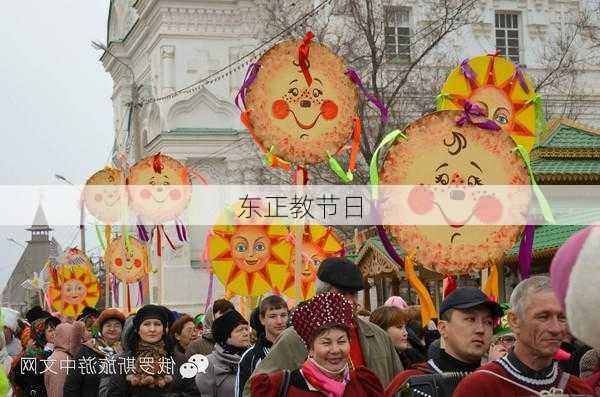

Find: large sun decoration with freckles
<box><xmin>439</xmin><ymin>54</ymin><xmax>538</xmax><ymax>152</ymax></box>
<box><xmin>379</xmin><ymin>111</ymin><xmax>531</xmax><ymax>274</ymax></box>
<box><xmin>83</xmin><ymin>167</ymin><xmax>126</xmax><ymax>224</ymax></box>
<box><xmin>48</xmin><ymin>264</ymin><xmax>100</xmax><ymax>318</ymax></box>
<box><xmin>244</xmin><ymin>38</ymin><xmax>358</xmax><ymax>164</ymax></box>
<box><xmin>106</xmin><ymin>235</ymin><xmax>149</xmax><ymax>284</ymax></box>
<box><xmin>207</xmin><ymin>201</ymin><xmax>293</xmax><ymax>297</ymax></box>
<box><xmin>126</xmin><ymin>153</ymin><xmax>192</xmax><ymax>224</ymax></box>
<box><xmin>278</xmin><ymin>224</ymin><xmax>344</xmax><ymax>300</ymax></box>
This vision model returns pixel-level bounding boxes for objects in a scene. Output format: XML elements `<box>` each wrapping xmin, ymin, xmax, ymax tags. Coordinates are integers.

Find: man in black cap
<box><xmin>241</xmin><ymin>257</ymin><xmax>402</xmax><ymax>397</ymax></box>
<box><xmin>385</xmin><ymin>286</ymin><xmax>502</xmax><ymax>395</ymax></box>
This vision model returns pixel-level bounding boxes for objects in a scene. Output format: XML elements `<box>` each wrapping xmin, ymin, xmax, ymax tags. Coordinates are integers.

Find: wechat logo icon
<box><xmin>179</xmin><ymin>354</ymin><xmax>209</xmax><ymax>378</ymax></box>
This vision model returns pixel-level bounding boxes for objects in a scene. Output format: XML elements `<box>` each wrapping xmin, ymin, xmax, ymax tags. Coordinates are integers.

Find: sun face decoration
<box><xmin>207</xmin><ymin>201</ymin><xmax>292</xmax><ymax>296</ymax></box>
<box><xmin>82</xmin><ymin>167</ymin><xmax>125</xmax><ymax>224</ymax></box>
<box><xmin>48</xmin><ymin>265</ymin><xmax>100</xmax><ymax>318</ymax></box>
<box><xmin>126</xmin><ymin>153</ymin><xmax>192</xmax><ymax>224</ymax></box>
<box><xmin>244</xmin><ymin>38</ymin><xmax>358</xmax><ymax>164</ymax></box>
<box><xmin>278</xmin><ymin>224</ymin><xmax>344</xmax><ymax>300</ymax></box>
<box><xmin>379</xmin><ymin>111</ymin><xmax>530</xmax><ymax>274</ymax></box>
<box><xmin>106</xmin><ymin>235</ymin><xmax>149</xmax><ymax>284</ymax></box>
<box><xmin>439</xmin><ymin>55</ymin><xmax>538</xmax><ymax>152</ymax></box>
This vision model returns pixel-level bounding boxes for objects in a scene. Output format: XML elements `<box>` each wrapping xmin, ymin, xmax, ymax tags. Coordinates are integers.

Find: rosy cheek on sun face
<box><xmin>94</xmin><ymin>193</ymin><xmax>103</xmax><ymax>203</ymax></box>
<box><xmin>140</xmin><ymin>189</ymin><xmax>151</xmax><ymax>200</ymax></box>
<box><xmin>134</xmin><ymin>259</ymin><xmax>142</xmax><ymax>268</ymax></box>
<box><xmin>320</xmin><ymin>100</ymin><xmax>338</xmax><ymax>120</ymax></box>
<box><xmin>408</xmin><ymin>185</ymin><xmax>434</xmax><ymax>215</ymax></box>
<box><xmin>169</xmin><ymin>188</ymin><xmax>181</xmax><ymax>201</ymax></box>
<box><xmin>474</xmin><ymin>195</ymin><xmax>503</xmax><ymax>224</ymax></box>
<box><xmin>272</xmin><ymin>99</ymin><xmax>290</xmax><ymax>119</ymax></box>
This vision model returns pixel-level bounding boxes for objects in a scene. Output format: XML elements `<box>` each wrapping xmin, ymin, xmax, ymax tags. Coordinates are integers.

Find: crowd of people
<box><xmin>1</xmin><ymin>257</ymin><xmax>598</xmax><ymax>396</ymax></box>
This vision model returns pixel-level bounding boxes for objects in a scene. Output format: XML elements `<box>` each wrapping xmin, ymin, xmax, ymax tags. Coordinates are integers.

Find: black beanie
<box><xmin>26</xmin><ymin>306</ymin><xmax>50</xmax><ymax>324</ymax></box>
<box><xmin>133</xmin><ymin>305</ymin><xmax>169</xmax><ymax>331</ymax></box>
<box><xmin>212</xmin><ymin>309</ymin><xmax>248</xmax><ymax>345</ymax></box>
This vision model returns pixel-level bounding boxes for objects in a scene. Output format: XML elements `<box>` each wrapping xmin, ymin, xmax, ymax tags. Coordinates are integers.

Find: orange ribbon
<box><xmin>298</xmin><ymin>32</ymin><xmax>315</xmax><ymax>87</ymax></box>
<box><xmin>404</xmin><ymin>253</ymin><xmax>437</xmax><ymax>326</ymax></box>
<box><xmin>348</xmin><ymin>117</ymin><xmax>362</xmax><ymax>172</ymax></box>
<box><xmin>482</xmin><ymin>263</ymin><xmax>500</xmax><ymax>302</ymax></box>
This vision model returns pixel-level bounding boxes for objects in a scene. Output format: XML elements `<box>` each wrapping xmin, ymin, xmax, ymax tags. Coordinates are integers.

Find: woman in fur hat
<box><xmin>195</xmin><ymin>309</ymin><xmax>250</xmax><ymax>397</ymax></box>
<box><xmin>106</xmin><ymin>304</ymin><xmax>199</xmax><ymax>397</ymax></box>
<box><xmin>64</xmin><ymin>308</ymin><xmax>125</xmax><ymax>397</ymax></box>
<box><xmin>251</xmin><ymin>292</ymin><xmax>384</xmax><ymax>397</ymax></box>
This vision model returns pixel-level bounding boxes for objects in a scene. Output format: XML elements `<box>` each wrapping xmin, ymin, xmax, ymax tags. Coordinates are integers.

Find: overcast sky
<box><xmin>0</xmin><ymin>2</ymin><xmax>114</xmax><ymax>292</ymax></box>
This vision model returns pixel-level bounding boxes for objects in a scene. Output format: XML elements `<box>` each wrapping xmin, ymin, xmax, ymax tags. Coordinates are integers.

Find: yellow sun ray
<box><xmin>48</xmin><ymin>264</ymin><xmax>100</xmax><ymax>318</ymax></box>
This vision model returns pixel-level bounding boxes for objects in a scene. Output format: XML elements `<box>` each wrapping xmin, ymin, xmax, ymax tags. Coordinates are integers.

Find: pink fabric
<box><xmin>384</xmin><ymin>296</ymin><xmax>408</xmax><ymax>309</ymax></box>
<box><xmin>302</xmin><ymin>359</ymin><xmax>349</xmax><ymax>397</ymax></box>
<box><xmin>44</xmin><ymin>322</ymin><xmax>83</xmax><ymax>397</ymax></box>
<box><xmin>550</xmin><ymin>226</ymin><xmax>593</xmax><ymax>310</ymax></box>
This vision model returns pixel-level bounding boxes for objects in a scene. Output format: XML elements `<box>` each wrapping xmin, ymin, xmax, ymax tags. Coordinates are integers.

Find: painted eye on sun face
<box><xmin>235</xmin><ymin>243</ymin><xmax>247</xmax><ymax>253</ymax></box>
<box><xmin>435</xmin><ymin>173</ymin><xmax>449</xmax><ymax>185</ymax></box>
<box><xmin>495</xmin><ymin>115</ymin><xmax>508</xmax><ymax>124</ymax></box>
<box><xmin>312</xmin><ymin>88</ymin><xmax>323</xmax><ymax>98</ymax></box>
<box><xmin>288</xmin><ymin>87</ymin><xmax>299</xmax><ymax>96</ymax></box>
<box><xmin>468</xmin><ymin>175</ymin><xmax>482</xmax><ymax>185</ymax></box>
<box><xmin>254</xmin><ymin>242</ymin><xmax>265</xmax><ymax>252</ymax></box>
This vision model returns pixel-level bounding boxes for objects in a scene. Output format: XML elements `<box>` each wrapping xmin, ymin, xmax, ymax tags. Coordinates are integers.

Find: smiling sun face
<box><xmin>208</xmin><ymin>201</ymin><xmax>292</xmax><ymax>297</ymax></box>
<box><xmin>379</xmin><ymin>111</ymin><xmax>530</xmax><ymax>274</ymax></box>
<box><xmin>106</xmin><ymin>235</ymin><xmax>149</xmax><ymax>284</ymax></box>
<box><xmin>127</xmin><ymin>153</ymin><xmax>192</xmax><ymax>224</ymax></box>
<box><xmin>83</xmin><ymin>167</ymin><xmax>125</xmax><ymax>224</ymax></box>
<box><xmin>49</xmin><ymin>265</ymin><xmax>99</xmax><ymax>318</ymax></box>
<box><xmin>245</xmin><ymin>39</ymin><xmax>358</xmax><ymax>164</ymax></box>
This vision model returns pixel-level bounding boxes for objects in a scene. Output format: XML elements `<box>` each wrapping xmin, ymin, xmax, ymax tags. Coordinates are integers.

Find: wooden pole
<box><xmin>294</xmin><ymin>168</ymin><xmax>305</xmax><ymax>301</ymax></box>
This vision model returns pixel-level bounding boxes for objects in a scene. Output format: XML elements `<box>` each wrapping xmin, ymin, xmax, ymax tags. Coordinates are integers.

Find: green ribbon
<box><xmin>369</xmin><ymin>129</ymin><xmax>406</xmax><ymax>199</ymax></box>
<box><xmin>514</xmin><ymin>144</ymin><xmax>556</xmax><ymax>224</ymax></box>
<box><xmin>326</xmin><ymin>151</ymin><xmax>353</xmax><ymax>183</ymax></box>
<box><xmin>528</xmin><ymin>94</ymin><xmax>546</xmax><ymax>138</ymax></box>
<box><xmin>95</xmin><ymin>224</ymin><xmax>107</xmax><ymax>252</ymax></box>
<box><xmin>435</xmin><ymin>92</ymin><xmax>451</xmax><ymax>110</ymax></box>
<box><xmin>263</xmin><ymin>145</ymin><xmax>275</xmax><ymax>167</ymax></box>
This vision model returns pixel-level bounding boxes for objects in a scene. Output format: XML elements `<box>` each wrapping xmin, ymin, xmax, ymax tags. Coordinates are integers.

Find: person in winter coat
<box><xmin>186</xmin><ymin>299</ymin><xmax>234</xmax><ymax>357</ymax></box>
<box><xmin>251</xmin><ymin>292</ymin><xmax>384</xmax><ymax>397</ymax></box>
<box><xmin>106</xmin><ymin>305</ymin><xmax>199</xmax><ymax>397</ymax></box>
<box><xmin>12</xmin><ymin>314</ymin><xmax>61</xmax><ymax>397</ymax></box>
<box><xmin>63</xmin><ymin>308</ymin><xmax>125</xmax><ymax>397</ymax></box>
<box><xmin>44</xmin><ymin>322</ymin><xmax>84</xmax><ymax>397</ymax></box>
<box><xmin>195</xmin><ymin>309</ymin><xmax>250</xmax><ymax>397</ymax></box>
<box><xmin>169</xmin><ymin>314</ymin><xmax>196</xmax><ymax>369</ymax></box>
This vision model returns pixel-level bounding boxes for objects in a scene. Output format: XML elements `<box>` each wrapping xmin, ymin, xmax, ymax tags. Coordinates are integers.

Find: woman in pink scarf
<box><xmin>251</xmin><ymin>292</ymin><xmax>383</xmax><ymax>397</ymax></box>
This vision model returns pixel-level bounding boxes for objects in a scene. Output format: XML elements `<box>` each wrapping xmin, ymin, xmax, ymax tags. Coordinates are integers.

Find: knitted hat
<box><xmin>317</xmin><ymin>257</ymin><xmax>364</xmax><ymax>291</ymax></box>
<box><xmin>212</xmin><ymin>309</ymin><xmax>248</xmax><ymax>345</ymax></box>
<box><xmin>291</xmin><ymin>292</ymin><xmax>353</xmax><ymax>347</ymax></box>
<box><xmin>550</xmin><ymin>225</ymin><xmax>600</xmax><ymax>349</ymax></box>
<box><xmin>133</xmin><ymin>304</ymin><xmax>169</xmax><ymax>331</ymax></box>
<box><xmin>96</xmin><ymin>308</ymin><xmax>126</xmax><ymax>330</ymax></box>
<box><xmin>25</xmin><ymin>306</ymin><xmax>50</xmax><ymax>324</ymax></box>
<box><xmin>384</xmin><ymin>296</ymin><xmax>408</xmax><ymax>309</ymax></box>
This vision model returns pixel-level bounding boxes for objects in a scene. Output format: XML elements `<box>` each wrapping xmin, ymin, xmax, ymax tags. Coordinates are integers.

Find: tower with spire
<box><xmin>1</xmin><ymin>202</ymin><xmax>59</xmax><ymax>312</ymax></box>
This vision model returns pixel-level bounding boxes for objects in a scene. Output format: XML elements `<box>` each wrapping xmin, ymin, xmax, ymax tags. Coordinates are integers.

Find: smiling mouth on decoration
<box><xmin>151</xmin><ymin>194</ymin><xmax>168</xmax><ymax>203</ymax></box>
<box><xmin>289</xmin><ymin>109</ymin><xmax>322</xmax><ymax>130</ymax></box>
<box><xmin>103</xmin><ymin>197</ymin><xmax>120</xmax><ymax>207</ymax></box>
<box><xmin>433</xmin><ymin>202</ymin><xmax>476</xmax><ymax>229</ymax></box>
<box><xmin>450</xmin><ymin>232</ymin><xmax>461</xmax><ymax>243</ymax></box>
<box><xmin>245</xmin><ymin>259</ymin><xmax>258</xmax><ymax>266</ymax></box>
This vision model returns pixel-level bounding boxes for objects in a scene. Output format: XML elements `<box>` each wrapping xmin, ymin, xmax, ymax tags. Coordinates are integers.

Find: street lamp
<box><xmin>54</xmin><ymin>174</ymin><xmax>86</xmax><ymax>252</ymax></box>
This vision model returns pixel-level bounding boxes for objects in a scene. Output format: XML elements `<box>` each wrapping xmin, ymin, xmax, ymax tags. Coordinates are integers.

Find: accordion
<box><xmin>398</xmin><ymin>372</ymin><xmax>468</xmax><ymax>397</ymax></box>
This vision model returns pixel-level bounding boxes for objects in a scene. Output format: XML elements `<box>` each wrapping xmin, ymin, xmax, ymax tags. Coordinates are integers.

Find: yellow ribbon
<box><xmin>482</xmin><ymin>263</ymin><xmax>499</xmax><ymax>301</ymax></box>
<box><xmin>404</xmin><ymin>253</ymin><xmax>437</xmax><ymax>326</ymax></box>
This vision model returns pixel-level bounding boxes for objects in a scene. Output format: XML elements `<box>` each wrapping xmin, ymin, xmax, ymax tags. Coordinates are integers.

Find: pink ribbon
<box><xmin>514</xmin><ymin>65</ymin><xmax>530</xmax><ymax>93</ymax></box>
<box><xmin>346</xmin><ymin>68</ymin><xmax>389</xmax><ymax>123</ymax></box>
<box><xmin>456</xmin><ymin>101</ymin><xmax>501</xmax><ymax>131</ymax></box>
<box><xmin>234</xmin><ymin>63</ymin><xmax>260</xmax><ymax>111</ymax></box>
<box><xmin>460</xmin><ymin>59</ymin><xmax>478</xmax><ymax>87</ymax></box>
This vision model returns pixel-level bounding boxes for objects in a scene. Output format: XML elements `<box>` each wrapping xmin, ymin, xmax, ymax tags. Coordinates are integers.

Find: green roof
<box><xmin>539</xmin><ymin>124</ymin><xmax>600</xmax><ymax>149</ymax></box>
<box><xmin>508</xmin><ymin>224</ymin><xmax>586</xmax><ymax>256</ymax></box>
<box><xmin>531</xmin><ymin>159</ymin><xmax>600</xmax><ymax>174</ymax></box>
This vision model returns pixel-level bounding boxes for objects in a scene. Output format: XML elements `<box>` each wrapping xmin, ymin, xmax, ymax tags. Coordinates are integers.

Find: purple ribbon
<box><xmin>518</xmin><ymin>219</ymin><xmax>535</xmax><ymax>279</ymax></box>
<box><xmin>137</xmin><ymin>280</ymin><xmax>144</xmax><ymax>306</ymax></box>
<box><xmin>137</xmin><ymin>217</ymin><xmax>150</xmax><ymax>242</ymax></box>
<box><xmin>345</xmin><ymin>68</ymin><xmax>389</xmax><ymax>123</ymax></box>
<box><xmin>456</xmin><ymin>101</ymin><xmax>501</xmax><ymax>131</ymax></box>
<box><xmin>175</xmin><ymin>219</ymin><xmax>187</xmax><ymax>242</ymax></box>
<box><xmin>234</xmin><ymin>63</ymin><xmax>260</xmax><ymax>111</ymax></box>
<box><xmin>515</xmin><ymin>65</ymin><xmax>530</xmax><ymax>93</ymax></box>
<box><xmin>460</xmin><ymin>59</ymin><xmax>478</xmax><ymax>87</ymax></box>
<box><xmin>112</xmin><ymin>275</ymin><xmax>119</xmax><ymax>306</ymax></box>
<box><xmin>371</xmin><ymin>201</ymin><xmax>404</xmax><ymax>269</ymax></box>
<box><xmin>204</xmin><ymin>271</ymin><xmax>214</xmax><ymax>311</ymax></box>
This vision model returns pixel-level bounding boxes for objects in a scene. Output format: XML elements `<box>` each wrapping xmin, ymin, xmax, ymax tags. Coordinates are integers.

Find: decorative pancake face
<box><xmin>245</xmin><ymin>39</ymin><xmax>358</xmax><ymax>164</ymax></box>
<box><xmin>208</xmin><ymin>201</ymin><xmax>292</xmax><ymax>297</ymax></box>
<box><xmin>83</xmin><ymin>167</ymin><xmax>125</xmax><ymax>224</ymax></box>
<box><xmin>48</xmin><ymin>264</ymin><xmax>99</xmax><ymax>318</ymax></box>
<box><xmin>106</xmin><ymin>235</ymin><xmax>148</xmax><ymax>284</ymax></box>
<box><xmin>440</xmin><ymin>55</ymin><xmax>537</xmax><ymax>152</ymax></box>
<box><xmin>127</xmin><ymin>153</ymin><xmax>192</xmax><ymax>224</ymax></box>
<box><xmin>379</xmin><ymin>111</ymin><xmax>530</xmax><ymax>274</ymax></box>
